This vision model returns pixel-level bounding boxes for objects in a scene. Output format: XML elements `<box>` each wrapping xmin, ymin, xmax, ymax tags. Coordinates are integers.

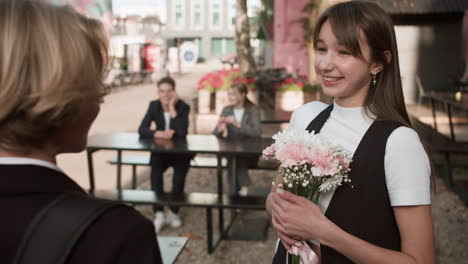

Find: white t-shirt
<box><xmin>288</xmin><ymin>101</ymin><xmax>431</xmax><ymax>213</ymax></box>
<box><xmin>233</xmin><ymin>108</ymin><xmax>245</xmax><ymax>124</ymax></box>
<box><xmin>163</xmin><ymin>112</ymin><xmax>171</xmax><ymax>130</ymax></box>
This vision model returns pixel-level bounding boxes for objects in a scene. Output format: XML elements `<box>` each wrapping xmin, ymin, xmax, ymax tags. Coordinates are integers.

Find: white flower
<box><xmin>319</xmin><ymin>175</ymin><xmax>345</xmax><ymax>192</ymax></box>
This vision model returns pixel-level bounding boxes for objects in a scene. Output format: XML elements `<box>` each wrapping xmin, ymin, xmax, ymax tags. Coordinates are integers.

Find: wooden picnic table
<box><xmin>410</xmin><ymin>115</ymin><xmax>468</xmax><ymax>205</ymax></box>
<box><xmin>86</xmin><ymin>133</ymin><xmax>273</xmax><ymax>194</ymax></box>
<box><xmin>427</xmin><ymin>91</ymin><xmax>468</xmax><ymax>142</ymax></box>
<box><xmin>86</xmin><ymin>133</ymin><xmax>274</xmax><ymax>253</ymax></box>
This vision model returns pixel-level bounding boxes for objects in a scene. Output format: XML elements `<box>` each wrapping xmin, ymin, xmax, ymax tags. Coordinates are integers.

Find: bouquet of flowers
<box><xmin>263</xmin><ymin>129</ymin><xmax>352</xmax><ymax>264</ymax></box>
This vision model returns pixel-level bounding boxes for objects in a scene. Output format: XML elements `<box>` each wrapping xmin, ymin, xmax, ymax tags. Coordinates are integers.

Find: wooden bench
<box><xmin>91</xmin><ymin>189</ymin><xmax>266</xmax><ymax>253</ymax></box>
<box><xmin>108</xmin><ymin>155</ymin><xmax>278</xmax><ymax>189</ymax></box>
<box><xmin>108</xmin><ymin>156</ymin><xmax>229</xmax><ymax>189</ymax></box>
<box><xmin>410</xmin><ymin>115</ymin><xmax>468</xmax><ymax>204</ymax></box>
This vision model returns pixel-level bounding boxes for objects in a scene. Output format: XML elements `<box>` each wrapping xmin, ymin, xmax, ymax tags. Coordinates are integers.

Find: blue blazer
<box><xmin>138</xmin><ymin>99</ymin><xmax>190</xmax><ymax>138</ymax></box>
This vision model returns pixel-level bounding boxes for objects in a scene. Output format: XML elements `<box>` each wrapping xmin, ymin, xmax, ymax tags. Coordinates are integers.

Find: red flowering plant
<box><xmin>274</xmin><ymin>74</ymin><xmax>319</xmax><ymax>93</ymax></box>
<box><xmin>232</xmin><ymin>76</ymin><xmax>256</xmax><ymax>91</ymax></box>
<box><xmin>196</xmin><ymin>68</ymin><xmax>241</xmax><ymax>92</ymax></box>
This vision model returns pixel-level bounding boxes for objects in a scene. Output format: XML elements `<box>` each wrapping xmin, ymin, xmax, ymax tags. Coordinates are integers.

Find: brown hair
<box><xmin>157</xmin><ymin>76</ymin><xmax>176</xmax><ymax>90</ymax></box>
<box><xmin>230</xmin><ymin>83</ymin><xmax>254</xmax><ymax>108</ymax></box>
<box><xmin>0</xmin><ymin>0</ymin><xmax>109</xmax><ymax>153</ymax></box>
<box><xmin>313</xmin><ymin>1</ymin><xmax>410</xmax><ymax>127</ymax></box>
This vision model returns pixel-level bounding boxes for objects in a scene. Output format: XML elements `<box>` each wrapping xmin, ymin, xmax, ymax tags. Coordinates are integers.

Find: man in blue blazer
<box><xmin>138</xmin><ymin>77</ymin><xmax>191</xmax><ymax>232</ymax></box>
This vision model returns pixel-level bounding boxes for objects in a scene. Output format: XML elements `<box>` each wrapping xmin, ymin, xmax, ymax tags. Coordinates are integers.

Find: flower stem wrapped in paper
<box><xmin>263</xmin><ymin>130</ymin><xmax>352</xmax><ymax>264</ymax></box>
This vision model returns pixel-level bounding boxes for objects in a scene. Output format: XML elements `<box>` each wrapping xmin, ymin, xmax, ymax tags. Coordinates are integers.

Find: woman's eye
<box><xmin>317</xmin><ymin>47</ymin><xmax>326</xmax><ymax>52</ymax></box>
<box><xmin>339</xmin><ymin>50</ymin><xmax>351</xmax><ymax>55</ymax></box>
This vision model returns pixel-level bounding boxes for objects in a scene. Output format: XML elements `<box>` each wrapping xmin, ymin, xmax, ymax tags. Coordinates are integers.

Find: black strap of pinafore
<box><xmin>272</xmin><ymin>104</ymin><xmax>333</xmax><ymax>264</ymax></box>
<box><xmin>305</xmin><ymin>104</ymin><xmax>333</xmax><ymax>134</ymax></box>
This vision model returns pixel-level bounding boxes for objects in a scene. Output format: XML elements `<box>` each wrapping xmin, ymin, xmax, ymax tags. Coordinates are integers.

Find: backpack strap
<box><xmin>13</xmin><ymin>193</ymin><xmax>127</xmax><ymax>264</ymax></box>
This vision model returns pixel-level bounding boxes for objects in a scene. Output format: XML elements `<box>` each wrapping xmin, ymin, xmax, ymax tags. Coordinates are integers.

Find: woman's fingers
<box><xmin>271</xmin><ymin>212</ymin><xmax>285</xmax><ymax>232</ymax></box>
<box><xmin>274</xmin><ymin>224</ymin><xmax>300</xmax><ymax>251</ymax></box>
<box><xmin>277</xmin><ymin>230</ymin><xmax>299</xmax><ymax>251</ymax></box>
<box><xmin>272</xmin><ymin>214</ymin><xmax>300</xmax><ymax>244</ymax></box>
<box><xmin>270</xmin><ymin>193</ymin><xmax>288</xmax><ymax>219</ymax></box>
<box><xmin>278</xmin><ymin>189</ymin><xmax>309</xmax><ymax>206</ymax></box>
<box><xmin>271</xmin><ymin>191</ymin><xmax>291</xmax><ymax>213</ymax></box>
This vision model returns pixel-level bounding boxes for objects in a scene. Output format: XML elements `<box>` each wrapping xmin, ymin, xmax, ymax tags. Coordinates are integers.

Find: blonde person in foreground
<box><xmin>0</xmin><ymin>1</ymin><xmax>162</xmax><ymax>263</ymax></box>
<box><xmin>267</xmin><ymin>2</ymin><xmax>435</xmax><ymax>264</ymax></box>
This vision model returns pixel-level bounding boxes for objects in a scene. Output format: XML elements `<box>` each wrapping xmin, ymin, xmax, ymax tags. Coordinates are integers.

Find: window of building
<box><xmin>209</xmin><ymin>0</ymin><xmax>222</xmax><ymax>30</ymax></box>
<box><xmin>226</xmin><ymin>38</ymin><xmax>236</xmax><ymax>54</ymax></box>
<box><xmin>228</xmin><ymin>0</ymin><xmax>236</xmax><ymax>30</ymax></box>
<box><xmin>247</xmin><ymin>0</ymin><xmax>261</xmax><ymax>17</ymax></box>
<box><xmin>172</xmin><ymin>0</ymin><xmax>185</xmax><ymax>30</ymax></box>
<box><xmin>211</xmin><ymin>38</ymin><xmax>223</xmax><ymax>57</ymax></box>
<box><xmin>191</xmin><ymin>0</ymin><xmax>203</xmax><ymax>30</ymax></box>
<box><xmin>211</xmin><ymin>38</ymin><xmax>236</xmax><ymax>57</ymax></box>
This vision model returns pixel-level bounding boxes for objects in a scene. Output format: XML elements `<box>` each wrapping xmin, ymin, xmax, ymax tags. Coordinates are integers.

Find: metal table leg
<box><xmin>444</xmin><ymin>152</ymin><xmax>454</xmax><ymax>187</ymax></box>
<box><xmin>231</xmin><ymin>156</ymin><xmax>238</xmax><ymax>194</ymax></box>
<box><xmin>447</xmin><ymin>103</ymin><xmax>455</xmax><ymax>141</ymax></box>
<box><xmin>216</xmin><ymin>155</ymin><xmax>223</xmax><ymax>196</ymax></box>
<box><xmin>87</xmin><ymin>149</ymin><xmax>96</xmax><ymax>192</ymax></box>
<box><xmin>431</xmin><ymin>97</ymin><xmax>438</xmax><ymax>131</ymax></box>
<box><xmin>216</xmin><ymin>155</ymin><xmax>224</xmax><ymax>238</ymax></box>
<box><xmin>116</xmin><ymin>150</ymin><xmax>122</xmax><ymax>190</ymax></box>
<box><xmin>206</xmin><ymin>207</ymin><xmax>213</xmax><ymax>254</ymax></box>
<box><xmin>131</xmin><ymin>165</ymin><xmax>137</xmax><ymax>189</ymax></box>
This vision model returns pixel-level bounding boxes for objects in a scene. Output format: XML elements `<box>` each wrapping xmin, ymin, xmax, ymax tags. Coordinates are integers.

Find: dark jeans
<box><xmin>150</xmin><ymin>153</ymin><xmax>191</xmax><ymax>213</ymax></box>
<box><xmin>227</xmin><ymin>155</ymin><xmax>259</xmax><ymax>195</ymax></box>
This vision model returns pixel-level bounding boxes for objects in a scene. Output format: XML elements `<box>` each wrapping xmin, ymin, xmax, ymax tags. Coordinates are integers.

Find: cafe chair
<box><xmin>416</xmin><ymin>74</ymin><xmax>429</xmax><ymax>106</ymax></box>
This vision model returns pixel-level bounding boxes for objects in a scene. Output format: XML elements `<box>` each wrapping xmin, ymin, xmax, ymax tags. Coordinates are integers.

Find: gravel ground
<box><xmin>132</xmin><ymin>166</ymin><xmax>468</xmax><ymax>264</ymax></box>
<box><xmin>134</xmin><ymin>167</ymin><xmax>278</xmax><ymax>264</ymax></box>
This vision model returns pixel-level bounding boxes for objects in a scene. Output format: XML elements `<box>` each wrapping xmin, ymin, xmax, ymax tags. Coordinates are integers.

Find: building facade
<box><xmin>273</xmin><ymin>0</ymin><xmax>468</xmax><ymax>103</ymax></box>
<box><xmin>161</xmin><ymin>0</ymin><xmax>261</xmax><ymax>60</ymax></box>
<box><xmin>273</xmin><ymin>0</ymin><xmax>310</xmax><ymax>77</ymax></box>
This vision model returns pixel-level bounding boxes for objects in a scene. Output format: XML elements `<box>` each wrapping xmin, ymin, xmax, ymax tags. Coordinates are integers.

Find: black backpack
<box><xmin>13</xmin><ymin>193</ymin><xmax>127</xmax><ymax>264</ymax></box>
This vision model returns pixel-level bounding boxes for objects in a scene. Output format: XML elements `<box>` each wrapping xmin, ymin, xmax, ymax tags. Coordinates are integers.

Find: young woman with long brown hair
<box><xmin>267</xmin><ymin>2</ymin><xmax>434</xmax><ymax>263</ymax></box>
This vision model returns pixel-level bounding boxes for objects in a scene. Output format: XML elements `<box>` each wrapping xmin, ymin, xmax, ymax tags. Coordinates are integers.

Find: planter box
<box><xmin>197</xmin><ymin>90</ymin><xmax>211</xmax><ymax>114</ymax></box>
<box><xmin>275</xmin><ymin>91</ymin><xmax>304</xmax><ymax>112</ymax></box>
<box><xmin>247</xmin><ymin>89</ymin><xmax>259</xmax><ymax>105</ymax></box>
<box><xmin>215</xmin><ymin>90</ymin><xmax>229</xmax><ymax>114</ymax></box>
<box><xmin>303</xmin><ymin>90</ymin><xmax>318</xmax><ymax>103</ymax></box>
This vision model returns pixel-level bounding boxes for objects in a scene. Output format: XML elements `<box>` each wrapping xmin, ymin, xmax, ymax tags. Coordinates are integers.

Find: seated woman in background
<box><xmin>0</xmin><ymin>1</ymin><xmax>162</xmax><ymax>263</ymax></box>
<box><xmin>213</xmin><ymin>83</ymin><xmax>262</xmax><ymax>196</ymax></box>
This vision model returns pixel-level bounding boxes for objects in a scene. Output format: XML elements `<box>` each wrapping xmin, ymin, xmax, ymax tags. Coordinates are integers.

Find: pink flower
<box><xmin>309</xmin><ymin>151</ymin><xmax>339</xmax><ymax>176</ymax></box>
<box><xmin>262</xmin><ymin>143</ymin><xmax>276</xmax><ymax>158</ymax></box>
<box><xmin>275</xmin><ymin>143</ymin><xmax>310</xmax><ymax>167</ymax></box>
